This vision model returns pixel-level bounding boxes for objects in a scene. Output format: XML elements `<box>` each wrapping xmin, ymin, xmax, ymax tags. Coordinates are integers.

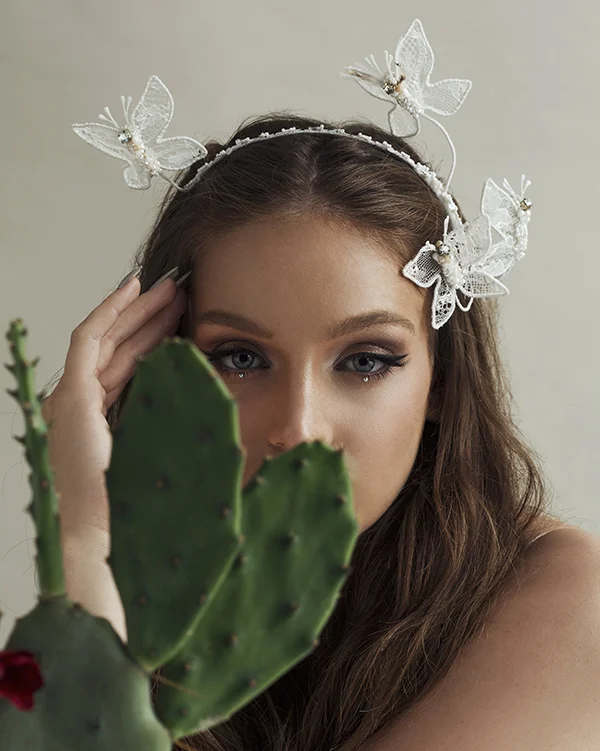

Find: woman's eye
<box><xmin>203</xmin><ymin>347</ymin><xmax>409</xmax><ymax>383</ymax></box>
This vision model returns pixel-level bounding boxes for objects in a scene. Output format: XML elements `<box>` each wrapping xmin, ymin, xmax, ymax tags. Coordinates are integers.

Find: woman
<box><xmin>39</xmin><ymin>109</ymin><xmax>597</xmax><ymax>751</ymax></box>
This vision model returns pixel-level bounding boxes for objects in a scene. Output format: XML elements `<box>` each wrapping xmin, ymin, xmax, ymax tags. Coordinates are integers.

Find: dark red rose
<box><xmin>0</xmin><ymin>649</ymin><xmax>44</xmax><ymax>710</ymax></box>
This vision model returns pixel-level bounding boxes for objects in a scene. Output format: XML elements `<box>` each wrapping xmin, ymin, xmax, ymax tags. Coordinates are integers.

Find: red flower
<box><xmin>0</xmin><ymin>649</ymin><xmax>44</xmax><ymax>711</ymax></box>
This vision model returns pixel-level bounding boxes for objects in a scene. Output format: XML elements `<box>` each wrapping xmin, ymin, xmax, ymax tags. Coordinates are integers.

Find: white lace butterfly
<box><xmin>72</xmin><ymin>75</ymin><xmax>207</xmax><ymax>190</ymax></box>
<box><xmin>402</xmin><ymin>213</ymin><xmax>510</xmax><ymax>330</ymax></box>
<box><xmin>478</xmin><ymin>175</ymin><xmax>533</xmax><ymax>278</ymax></box>
<box><xmin>341</xmin><ymin>18</ymin><xmax>472</xmax><ymax>188</ymax></box>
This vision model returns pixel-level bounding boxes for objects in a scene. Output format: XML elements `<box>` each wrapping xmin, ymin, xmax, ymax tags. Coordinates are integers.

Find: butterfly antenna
<box><xmin>120</xmin><ymin>95</ymin><xmax>133</xmax><ymax>128</ymax></box>
<box><xmin>501</xmin><ymin>178</ymin><xmax>519</xmax><ymax>203</ymax></box>
<box><xmin>98</xmin><ymin>106</ymin><xmax>119</xmax><ymax>128</ymax></box>
<box><xmin>367</xmin><ymin>54</ymin><xmax>381</xmax><ymax>71</ymax></box>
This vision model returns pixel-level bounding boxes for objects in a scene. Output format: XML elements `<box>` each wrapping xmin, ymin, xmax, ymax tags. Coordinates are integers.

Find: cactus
<box><xmin>105</xmin><ymin>339</ymin><xmax>247</xmax><ymax>671</ymax></box>
<box><xmin>0</xmin><ymin>320</ymin><xmax>358</xmax><ymax>749</ymax></box>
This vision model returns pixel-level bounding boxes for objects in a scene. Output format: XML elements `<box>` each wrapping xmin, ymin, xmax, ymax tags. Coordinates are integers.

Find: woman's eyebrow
<box><xmin>195</xmin><ymin>309</ymin><xmax>416</xmax><ymax>339</ymax></box>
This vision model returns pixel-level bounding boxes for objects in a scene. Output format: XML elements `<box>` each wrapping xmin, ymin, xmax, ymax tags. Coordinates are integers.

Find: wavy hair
<box><xmin>43</xmin><ymin>112</ymin><xmax>559</xmax><ymax>750</ymax></box>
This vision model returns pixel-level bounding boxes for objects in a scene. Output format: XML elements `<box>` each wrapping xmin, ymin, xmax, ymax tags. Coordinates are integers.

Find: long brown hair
<box><xmin>43</xmin><ymin>113</ymin><xmax>560</xmax><ymax>750</ymax></box>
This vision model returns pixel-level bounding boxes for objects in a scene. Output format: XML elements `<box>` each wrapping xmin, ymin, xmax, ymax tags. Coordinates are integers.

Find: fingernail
<box><xmin>116</xmin><ymin>268</ymin><xmax>142</xmax><ymax>290</ymax></box>
<box><xmin>175</xmin><ymin>270</ymin><xmax>192</xmax><ymax>288</ymax></box>
<box><xmin>150</xmin><ymin>266</ymin><xmax>179</xmax><ymax>290</ymax></box>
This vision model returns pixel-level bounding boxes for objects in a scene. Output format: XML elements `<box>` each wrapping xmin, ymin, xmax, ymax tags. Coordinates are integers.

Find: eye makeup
<box><xmin>203</xmin><ymin>346</ymin><xmax>410</xmax><ymax>383</ymax></box>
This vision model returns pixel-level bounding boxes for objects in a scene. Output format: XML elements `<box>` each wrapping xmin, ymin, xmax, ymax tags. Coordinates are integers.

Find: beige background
<box><xmin>0</xmin><ymin>0</ymin><xmax>597</xmax><ymax>646</ymax></box>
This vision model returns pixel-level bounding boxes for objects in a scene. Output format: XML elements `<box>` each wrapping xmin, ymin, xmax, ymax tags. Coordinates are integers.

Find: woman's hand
<box><xmin>40</xmin><ymin>268</ymin><xmax>188</xmax><ymax>546</ymax></box>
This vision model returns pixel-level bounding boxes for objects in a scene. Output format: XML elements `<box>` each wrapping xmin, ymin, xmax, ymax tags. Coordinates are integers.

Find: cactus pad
<box><xmin>105</xmin><ymin>338</ymin><xmax>246</xmax><ymax>671</ymax></box>
<box><xmin>0</xmin><ymin>597</ymin><xmax>171</xmax><ymax>751</ymax></box>
<box><xmin>154</xmin><ymin>440</ymin><xmax>357</xmax><ymax>738</ymax></box>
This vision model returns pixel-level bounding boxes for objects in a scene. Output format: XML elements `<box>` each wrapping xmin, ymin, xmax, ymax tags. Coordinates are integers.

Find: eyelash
<box><xmin>203</xmin><ymin>347</ymin><xmax>410</xmax><ymax>383</ymax></box>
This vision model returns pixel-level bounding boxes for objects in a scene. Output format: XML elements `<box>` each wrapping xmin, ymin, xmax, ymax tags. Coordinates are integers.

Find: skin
<box><xmin>184</xmin><ymin>214</ymin><xmax>440</xmax><ymax>533</ymax></box>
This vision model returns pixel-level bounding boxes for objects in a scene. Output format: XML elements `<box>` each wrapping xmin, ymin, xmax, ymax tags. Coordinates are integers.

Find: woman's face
<box><xmin>187</xmin><ymin>214</ymin><xmax>437</xmax><ymax>533</ymax></box>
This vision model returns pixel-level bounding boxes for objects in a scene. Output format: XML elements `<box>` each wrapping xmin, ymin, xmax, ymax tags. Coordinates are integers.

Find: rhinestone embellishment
<box><xmin>236</xmin><ymin>372</ymin><xmax>369</xmax><ymax>381</ymax></box>
<box><xmin>519</xmin><ymin>198</ymin><xmax>532</xmax><ymax>211</ymax></box>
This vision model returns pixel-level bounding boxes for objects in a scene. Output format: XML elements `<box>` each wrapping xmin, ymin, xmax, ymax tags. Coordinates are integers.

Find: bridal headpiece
<box><xmin>72</xmin><ymin>18</ymin><xmax>532</xmax><ymax>330</ymax></box>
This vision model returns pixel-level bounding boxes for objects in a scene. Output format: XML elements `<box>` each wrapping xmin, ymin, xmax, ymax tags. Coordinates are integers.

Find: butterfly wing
<box><xmin>444</xmin><ymin>214</ymin><xmax>491</xmax><ymax>269</ymax></box>
<box><xmin>73</xmin><ymin>121</ymin><xmax>156</xmax><ymax>188</ymax></box>
<box><xmin>341</xmin><ymin>63</ymin><xmax>395</xmax><ymax>103</ymax></box>
<box><xmin>389</xmin><ymin>104</ymin><xmax>419</xmax><ymax>137</ymax></box>
<box><xmin>481</xmin><ymin>177</ymin><xmax>518</xmax><ymax>240</ymax></box>
<box><xmin>474</xmin><ymin>239</ymin><xmax>517</xmax><ymax>278</ymax></box>
<box><xmin>152</xmin><ymin>136</ymin><xmax>208</xmax><ymax>171</ymax></box>
<box><xmin>465</xmin><ymin>213</ymin><xmax>492</xmax><ymax>265</ymax></box>
<box><xmin>424</xmin><ymin>77</ymin><xmax>472</xmax><ymax>116</ymax></box>
<box><xmin>402</xmin><ymin>242</ymin><xmax>440</xmax><ymax>288</ymax></box>
<box><xmin>131</xmin><ymin>75</ymin><xmax>174</xmax><ymax>144</ymax></box>
<box><xmin>72</xmin><ymin>123</ymin><xmax>132</xmax><ymax>163</ymax></box>
<box><xmin>432</xmin><ymin>277</ymin><xmax>457</xmax><ymax>329</ymax></box>
<box><xmin>122</xmin><ymin>161</ymin><xmax>152</xmax><ymax>190</ymax></box>
<box><xmin>443</xmin><ymin>215</ymin><xmax>508</xmax><ymax>305</ymax></box>
<box><xmin>394</xmin><ymin>18</ymin><xmax>434</xmax><ymax>94</ymax></box>
<box><xmin>458</xmin><ymin>269</ymin><xmax>509</xmax><ymax>299</ymax></box>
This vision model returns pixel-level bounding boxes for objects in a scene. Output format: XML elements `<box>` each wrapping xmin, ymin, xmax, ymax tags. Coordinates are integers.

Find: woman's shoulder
<box><xmin>524</xmin><ymin>512</ymin><xmax>586</xmax><ymax>551</ymax></box>
<box><xmin>522</xmin><ymin>514</ymin><xmax>600</xmax><ymax>595</ymax></box>
<box><xmin>360</xmin><ymin>516</ymin><xmax>600</xmax><ymax>750</ymax></box>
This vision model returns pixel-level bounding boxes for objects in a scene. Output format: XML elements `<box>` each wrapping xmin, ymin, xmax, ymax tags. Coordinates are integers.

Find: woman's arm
<box><xmin>62</xmin><ymin>528</ymin><xmax>127</xmax><ymax>643</ymax></box>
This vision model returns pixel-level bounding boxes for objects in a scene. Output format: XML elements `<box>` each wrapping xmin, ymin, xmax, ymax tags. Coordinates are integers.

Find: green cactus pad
<box><xmin>0</xmin><ymin>597</ymin><xmax>171</xmax><ymax>751</ymax></box>
<box><xmin>105</xmin><ymin>338</ymin><xmax>245</xmax><ymax>671</ymax></box>
<box><xmin>154</xmin><ymin>440</ymin><xmax>358</xmax><ymax>739</ymax></box>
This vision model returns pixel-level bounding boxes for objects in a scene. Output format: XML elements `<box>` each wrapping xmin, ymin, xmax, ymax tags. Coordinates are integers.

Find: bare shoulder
<box><xmin>362</xmin><ymin>522</ymin><xmax>600</xmax><ymax>750</ymax></box>
<box><xmin>522</xmin><ymin>520</ymin><xmax>600</xmax><ymax>592</ymax></box>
